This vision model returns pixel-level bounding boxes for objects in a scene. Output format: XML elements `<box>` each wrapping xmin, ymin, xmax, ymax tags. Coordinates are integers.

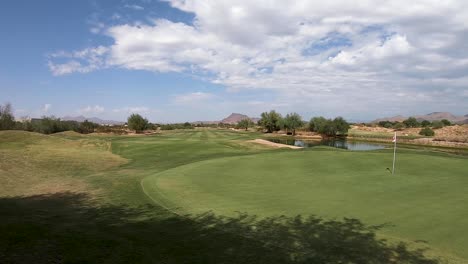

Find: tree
<box><xmin>0</xmin><ymin>103</ymin><xmax>15</xmax><ymax>130</ymax></box>
<box><xmin>283</xmin><ymin>113</ymin><xmax>303</xmax><ymax>136</ymax></box>
<box><xmin>237</xmin><ymin>118</ymin><xmax>254</xmax><ymax>131</ymax></box>
<box><xmin>127</xmin><ymin>114</ymin><xmax>149</xmax><ymax>133</ymax></box>
<box><xmin>403</xmin><ymin>117</ymin><xmax>419</xmax><ymax>128</ymax></box>
<box><xmin>431</xmin><ymin>120</ymin><xmax>444</xmax><ymax>129</ymax></box>
<box><xmin>78</xmin><ymin>120</ymin><xmax>98</xmax><ymax>134</ymax></box>
<box><xmin>309</xmin><ymin>116</ymin><xmax>350</xmax><ymax>137</ymax></box>
<box><xmin>308</xmin><ymin>116</ymin><xmax>327</xmax><ymax>132</ymax></box>
<box><xmin>420</xmin><ymin>120</ymin><xmax>431</xmax><ymax>127</ymax></box>
<box><xmin>378</xmin><ymin>121</ymin><xmax>393</xmax><ymax>128</ymax></box>
<box><xmin>393</xmin><ymin>122</ymin><xmax>405</xmax><ymax>130</ymax></box>
<box><xmin>419</xmin><ymin>127</ymin><xmax>435</xmax><ymax>136</ymax></box>
<box><xmin>441</xmin><ymin>119</ymin><xmax>452</xmax><ymax>126</ymax></box>
<box><xmin>332</xmin><ymin>117</ymin><xmax>350</xmax><ymax>136</ymax></box>
<box><xmin>259</xmin><ymin>110</ymin><xmax>282</xmax><ymax>133</ymax></box>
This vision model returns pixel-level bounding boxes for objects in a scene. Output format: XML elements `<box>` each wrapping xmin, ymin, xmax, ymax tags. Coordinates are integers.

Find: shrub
<box><xmin>420</xmin><ymin>120</ymin><xmax>431</xmax><ymax>127</ymax></box>
<box><xmin>393</xmin><ymin>122</ymin><xmax>405</xmax><ymax>130</ymax></box>
<box><xmin>403</xmin><ymin>117</ymin><xmax>420</xmax><ymax>128</ymax></box>
<box><xmin>431</xmin><ymin>120</ymin><xmax>444</xmax><ymax>129</ymax></box>
<box><xmin>419</xmin><ymin>127</ymin><xmax>435</xmax><ymax>136</ymax></box>
<box><xmin>127</xmin><ymin>114</ymin><xmax>149</xmax><ymax>133</ymax></box>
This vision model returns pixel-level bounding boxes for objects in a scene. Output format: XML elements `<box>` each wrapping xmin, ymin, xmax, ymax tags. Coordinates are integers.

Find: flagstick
<box><xmin>392</xmin><ymin>132</ymin><xmax>397</xmax><ymax>175</ymax></box>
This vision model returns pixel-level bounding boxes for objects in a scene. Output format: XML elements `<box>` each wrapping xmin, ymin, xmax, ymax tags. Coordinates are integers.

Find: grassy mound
<box><xmin>0</xmin><ymin>131</ymin><xmax>126</xmax><ymax>197</ymax></box>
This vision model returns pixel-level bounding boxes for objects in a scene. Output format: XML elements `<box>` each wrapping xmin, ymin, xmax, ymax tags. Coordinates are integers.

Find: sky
<box><xmin>1</xmin><ymin>0</ymin><xmax>467</xmax><ymax>123</ymax></box>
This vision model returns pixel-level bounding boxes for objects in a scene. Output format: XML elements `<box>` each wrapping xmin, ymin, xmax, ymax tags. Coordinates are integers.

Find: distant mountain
<box><xmin>220</xmin><ymin>113</ymin><xmax>260</xmax><ymax>124</ymax></box>
<box><xmin>372</xmin><ymin>115</ymin><xmax>406</xmax><ymax>123</ymax></box>
<box><xmin>372</xmin><ymin>112</ymin><xmax>468</xmax><ymax>124</ymax></box>
<box><xmin>62</xmin><ymin>115</ymin><xmax>124</xmax><ymax>125</ymax></box>
<box><xmin>192</xmin><ymin>113</ymin><xmax>260</xmax><ymax>125</ymax></box>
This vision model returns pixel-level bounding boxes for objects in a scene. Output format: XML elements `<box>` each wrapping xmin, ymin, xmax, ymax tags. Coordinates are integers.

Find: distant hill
<box><xmin>372</xmin><ymin>112</ymin><xmax>468</xmax><ymax>124</ymax></box>
<box><xmin>62</xmin><ymin>115</ymin><xmax>124</xmax><ymax>125</ymax></box>
<box><xmin>192</xmin><ymin>113</ymin><xmax>260</xmax><ymax>125</ymax></box>
<box><xmin>220</xmin><ymin>113</ymin><xmax>260</xmax><ymax>124</ymax></box>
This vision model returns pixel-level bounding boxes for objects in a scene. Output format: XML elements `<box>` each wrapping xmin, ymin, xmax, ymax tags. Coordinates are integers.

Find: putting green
<box><xmin>142</xmin><ymin>149</ymin><xmax>468</xmax><ymax>261</ymax></box>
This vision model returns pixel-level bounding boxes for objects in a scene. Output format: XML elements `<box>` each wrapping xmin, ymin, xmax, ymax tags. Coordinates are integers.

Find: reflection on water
<box><xmin>266</xmin><ymin>138</ymin><xmax>386</xmax><ymax>151</ymax></box>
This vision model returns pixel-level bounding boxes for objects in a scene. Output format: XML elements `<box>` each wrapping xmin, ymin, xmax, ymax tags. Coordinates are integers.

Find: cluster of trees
<box><xmin>309</xmin><ymin>116</ymin><xmax>350</xmax><ymax>137</ymax></box>
<box><xmin>257</xmin><ymin>110</ymin><xmax>350</xmax><ymax>137</ymax></box>
<box><xmin>159</xmin><ymin>122</ymin><xmax>194</xmax><ymax>131</ymax></box>
<box><xmin>0</xmin><ymin>103</ymin><xmax>98</xmax><ymax>134</ymax></box>
<box><xmin>378</xmin><ymin>117</ymin><xmax>452</xmax><ymax>130</ymax></box>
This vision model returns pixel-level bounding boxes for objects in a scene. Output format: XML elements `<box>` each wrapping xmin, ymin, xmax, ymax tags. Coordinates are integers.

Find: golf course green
<box><xmin>1</xmin><ymin>129</ymin><xmax>467</xmax><ymax>263</ymax></box>
<box><xmin>142</xmin><ymin>149</ymin><xmax>468</xmax><ymax>261</ymax></box>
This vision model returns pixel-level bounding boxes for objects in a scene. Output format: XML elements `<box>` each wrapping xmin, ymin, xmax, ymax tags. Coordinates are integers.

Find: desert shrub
<box><xmin>419</xmin><ymin>127</ymin><xmax>435</xmax><ymax>136</ymax></box>
<box><xmin>403</xmin><ymin>117</ymin><xmax>420</xmax><ymax>128</ymax></box>
<box><xmin>420</xmin><ymin>120</ymin><xmax>431</xmax><ymax>127</ymax></box>
<box><xmin>393</xmin><ymin>122</ymin><xmax>405</xmax><ymax>130</ymax></box>
<box><xmin>127</xmin><ymin>114</ymin><xmax>149</xmax><ymax>133</ymax></box>
<box><xmin>431</xmin><ymin>120</ymin><xmax>444</xmax><ymax>129</ymax></box>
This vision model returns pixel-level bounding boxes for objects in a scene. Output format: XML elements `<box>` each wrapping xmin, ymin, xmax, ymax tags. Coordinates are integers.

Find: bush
<box><xmin>419</xmin><ymin>127</ymin><xmax>435</xmax><ymax>136</ymax></box>
<box><xmin>420</xmin><ymin>120</ymin><xmax>431</xmax><ymax>127</ymax></box>
<box><xmin>0</xmin><ymin>103</ymin><xmax>15</xmax><ymax>130</ymax></box>
<box><xmin>441</xmin><ymin>119</ymin><xmax>451</xmax><ymax>126</ymax></box>
<box><xmin>393</xmin><ymin>122</ymin><xmax>405</xmax><ymax>130</ymax></box>
<box><xmin>309</xmin><ymin>116</ymin><xmax>349</xmax><ymax>137</ymax></box>
<box><xmin>127</xmin><ymin>114</ymin><xmax>149</xmax><ymax>133</ymax></box>
<box><xmin>403</xmin><ymin>117</ymin><xmax>420</xmax><ymax>128</ymax></box>
<box><xmin>431</xmin><ymin>120</ymin><xmax>444</xmax><ymax>129</ymax></box>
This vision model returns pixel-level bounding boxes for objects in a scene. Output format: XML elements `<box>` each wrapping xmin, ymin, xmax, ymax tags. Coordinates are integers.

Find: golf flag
<box><xmin>392</xmin><ymin>132</ymin><xmax>397</xmax><ymax>175</ymax></box>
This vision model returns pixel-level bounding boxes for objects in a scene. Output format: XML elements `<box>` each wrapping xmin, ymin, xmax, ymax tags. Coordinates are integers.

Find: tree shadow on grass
<box><xmin>0</xmin><ymin>192</ymin><xmax>438</xmax><ymax>264</ymax></box>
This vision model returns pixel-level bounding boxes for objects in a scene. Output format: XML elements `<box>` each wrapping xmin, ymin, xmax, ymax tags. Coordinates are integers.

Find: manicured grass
<box><xmin>143</xmin><ymin>147</ymin><xmax>468</xmax><ymax>262</ymax></box>
<box><xmin>1</xmin><ymin>129</ymin><xmax>466</xmax><ymax>263</ymax></box>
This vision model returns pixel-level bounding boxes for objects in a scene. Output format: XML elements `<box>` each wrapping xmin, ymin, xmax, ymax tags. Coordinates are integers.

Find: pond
<box><xmin>266</xmin><ymin>138</ymin><xmax>387</xmax><ymax>151</ymax></box>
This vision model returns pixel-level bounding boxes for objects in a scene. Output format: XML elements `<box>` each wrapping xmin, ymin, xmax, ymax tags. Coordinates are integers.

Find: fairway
<box><xmin>2</xmin><ymin>129</ymin><xmax>468</xmax><ymax>263</ymax></box>
<box><xmin>143</xmin><ymin>146</ymin><xmax>468</xmax><ymax>261</ymax></box>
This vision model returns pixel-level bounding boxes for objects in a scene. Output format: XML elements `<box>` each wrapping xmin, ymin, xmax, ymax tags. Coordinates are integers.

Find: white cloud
<box><xmin>124</xmin><ymin>4</ymin><xmax>144</xmax><ymax>11</ymax></box>
<box><xmin>48</xmin><ymin>1</ymin><xmax>468</xmax><ymax>115</ymax></box>
<box><xmin>47</xmin><ymin>46</ymin><xmax>109</xmax><ymax>76</ymax></box>
<box><xmin>112</xmin><ymin>106</ymin><xmax>151</xmax><ymax>114</ymax></box>
<box><xmin>42</xmin><ymin>104</ymin><xmax>51</xmax><ymax>113</ymax></box>
<box><xmin>173</xmin><ymin>92</ymin><xmax>215</xmax><ymax>104</ymax></box>
<box><xmin>78</xmin><ymin>105</ymin><xmax>105</xmax><ymax>114</ymax></box>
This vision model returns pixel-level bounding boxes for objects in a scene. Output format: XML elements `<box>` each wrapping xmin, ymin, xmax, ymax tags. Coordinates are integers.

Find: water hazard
<box><xmin>266</xmin><ymin>138</ymin><xmax>387</xmax><ymax>151</ymax></box>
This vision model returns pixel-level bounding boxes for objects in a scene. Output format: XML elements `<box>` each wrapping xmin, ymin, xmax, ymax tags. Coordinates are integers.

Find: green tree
<box><xmin>127</xmin><ymin>114</ymin><xmax>149</xmax><ymax>133</ymax></box>
<box><xmin>0</xmin><ymin>103</ymin><xmax>15</xmax><ymax>130</ymax></box>
<box><xmin>420</xmin><ymin>120</ymin><xmax>431</xmax><ymax>127</ymax></box>
<box><xmin>332</xmin><ymin>117</ymin><xmax>350</xmax><ymax>136</ymax></box>
<box><xmin>308</xmin><ymin>116</ymin><xmax>327</xmax><ymax>132</ymax></box>
<box><xmin>431</xmin><ymin>120</ymin><xmax>444</xmax><ymax>129</ymax></box>
<box><xmin>441</xmin><ymin>119</ymin><xmax>452</xmax><ymax>126</ymax></box>
<box><xmin>378</xmin><ymin>121</ymin><xmax>393</xmax><ymax>128</ymax></box>
<box><xmin>403</xmin><ymin>117</ymin><xmax>419</xmax><ymax>128</ymax></box>
<box><xmin>259</xmin><ymin>110</ymin><xmax>282</xmax><ymax>133</ymax></box>
<box><xmin>78</xmin><ymin>120</ymin><xmax>98</xmax><ymax>134</ymax></box>
<box><xmin>237</xmin><ymin>118</ymin><xmax>254</xmax><ymax>131</ymax></box>
<box><xmin>283</xmin><ymin>113</ymin><xmax>303</xmax><ymax>136</ymax></box>
<box><xmin>419</xmin><ymin>127</ymin><xmax>435</xmax><ymax>136</ymax></box>
<box><xmin>393</xmin><ymin>122</ymin><xmax>405</xmax><ymax>130</ymax></box>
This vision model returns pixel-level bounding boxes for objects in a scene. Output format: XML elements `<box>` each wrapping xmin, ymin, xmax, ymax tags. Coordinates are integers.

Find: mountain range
<box><xmin>192</xmin><ymin>113</ymin><xmax>260</xmax><ymax>125</ymax></box>
<box><xmin>371</xmin><ymin>112</ymin><xmax>468</xmax><ymax>124</ymax></box>
<box><xmin>62</xmin><ymin>115</ymin><xmax>125</xmax><ymax>125</ymax></box>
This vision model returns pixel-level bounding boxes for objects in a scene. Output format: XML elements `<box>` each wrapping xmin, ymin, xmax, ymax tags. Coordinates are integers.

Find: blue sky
<box><xmin>1</xmin><ymin>0</ymin><xmax>467</xmax><ymax>122</ymax></box>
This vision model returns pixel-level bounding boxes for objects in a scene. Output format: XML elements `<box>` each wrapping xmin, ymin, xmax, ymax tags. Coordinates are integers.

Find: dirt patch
<box><xmin>247</xmin><ymin>139</ymin><xmax>303</xmax><ymax>149</ymax></box>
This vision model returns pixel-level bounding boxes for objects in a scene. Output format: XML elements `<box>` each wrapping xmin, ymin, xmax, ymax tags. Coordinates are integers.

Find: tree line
<box><xmin>0</xmin><ymin>103</ymin><xmax>98</xmax><ymax>134</ymax></box>
<box><xmin>377</xmin><ymin>117</ymin><xmax>452</xmax><ymax>130</ymax></box>
<box><xmin>241</xmin><ymin>110</ymin><xmax>350</xmax><ymax>137</ymax></box>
